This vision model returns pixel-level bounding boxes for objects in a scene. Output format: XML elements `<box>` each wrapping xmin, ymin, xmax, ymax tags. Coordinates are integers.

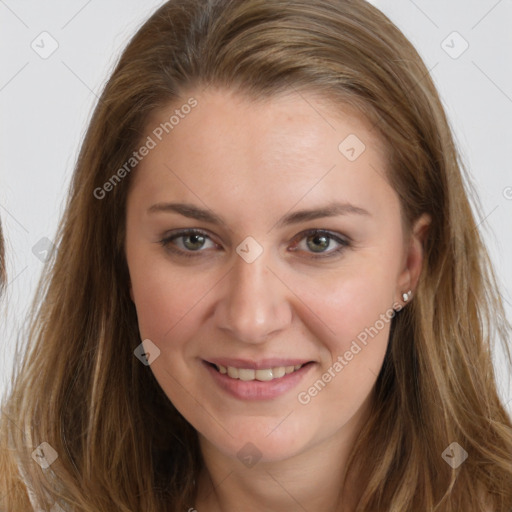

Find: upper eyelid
<box><xmin>163</xmin><ymin>228</ymin><xmax>221</xmax><ymax>246</ymax></box>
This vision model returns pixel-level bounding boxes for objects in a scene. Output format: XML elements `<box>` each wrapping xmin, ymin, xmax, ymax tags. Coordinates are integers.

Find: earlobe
<box><xmin>402</xmin><ymin>290</ymin><xmax>412</xmax><ymax>302</ymax></box>
<box><xmin>395</xmin><ymin>213</ymin><xmax>431</xmax><ymax>306</ymax></box>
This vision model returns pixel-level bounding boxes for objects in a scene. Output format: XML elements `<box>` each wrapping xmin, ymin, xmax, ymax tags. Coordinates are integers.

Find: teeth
<box><xmin>273</xmin><ymin>366</ymin><xmax>286</xmax><ymax>378</ymax></box>
<box><xmin>255</xmin><ymin>368</ymin><xmax>273</xmax><ymax>381</ymax></box>
<box><xmin>215</xmin><ymin>363</ymin><xmax>305</xmax><ymax>381</ymax></box>
<box><xmin>238</xmin><ymin>368</ymin><xmax>255</xmax><ymax>381</ymax></box>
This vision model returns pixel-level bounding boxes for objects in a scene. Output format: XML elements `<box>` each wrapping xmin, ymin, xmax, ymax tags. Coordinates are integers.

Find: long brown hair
<box><xmin>0</xmin><ymin>219</ymin><xmax>5</xmax><ymax>293</ymax></box>
<box><xmin>1</xmin><ymin>1</ymin><xmax>511</xmax><ymax>510</ymax></box>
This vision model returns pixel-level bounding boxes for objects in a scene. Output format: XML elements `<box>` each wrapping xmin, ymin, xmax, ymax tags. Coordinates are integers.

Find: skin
<box><xmin>125</xmin><ymin>87</ymin><xmax>429</xmax><ymax>512</ymax></box>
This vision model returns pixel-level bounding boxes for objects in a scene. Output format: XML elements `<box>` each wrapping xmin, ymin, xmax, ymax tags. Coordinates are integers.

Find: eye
<box><xmin>159</xmin><ymin>229</ymin><xmax>218</xmax><ymax>258</ymax></box>
<box><xmin>289</xmin><ymin>229</ymin><xmax>350</xmax><ymax>259</ymax></box>
<box><xmin>159</xmin><ymin>228</ymin><xmax>350</xmax><ymax>259</ymax></box>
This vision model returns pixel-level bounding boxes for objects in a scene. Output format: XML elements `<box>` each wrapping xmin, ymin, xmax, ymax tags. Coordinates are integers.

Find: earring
<box><xmin>402</xmin><ymin>290</ymin><xmax>412</xmax><ymax>302</ymax></box>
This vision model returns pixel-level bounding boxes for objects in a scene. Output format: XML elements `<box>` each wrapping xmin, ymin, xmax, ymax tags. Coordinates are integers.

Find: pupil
<box><xmin>309</xmin><ymin>234</ymin><xmax>328</xmax><ymax>252</ymax></box>
<box><xmin>186</xmin><ymin>234</ymin><xmax>204</xmax><ymax>250</ymax></box>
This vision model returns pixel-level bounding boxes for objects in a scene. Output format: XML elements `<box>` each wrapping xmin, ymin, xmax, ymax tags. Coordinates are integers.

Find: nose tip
<box><xmin>214</xmin><ymin>248</ymin><xmax>292</xmax><ymax>344</ymax></box>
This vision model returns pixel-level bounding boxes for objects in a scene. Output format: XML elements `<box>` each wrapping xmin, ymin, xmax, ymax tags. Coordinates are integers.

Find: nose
<box><xmin>213</xmin><ymin>247</ymin><xmax>292</xmax><ymax>344</ymax></box>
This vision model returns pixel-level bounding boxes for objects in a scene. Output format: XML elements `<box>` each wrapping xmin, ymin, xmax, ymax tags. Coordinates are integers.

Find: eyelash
<box><xmin>158</xmin><ymin>228</ymin><xmax>351</xmax><ymax>260</ymax></box>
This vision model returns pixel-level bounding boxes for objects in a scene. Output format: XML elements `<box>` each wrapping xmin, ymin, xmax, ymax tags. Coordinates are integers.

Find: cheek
<box><xmin>129</xmin><ymin>253</ymin><xmax>212</xmax><ymax>343</ymax></box>
<box><xmin>293</xmin><ymin>262</ymin><xmax>397</xmax><ymax>415</ymax></box>
<box><xmin>300</xmin><ymin>259</ymin><xmax>397</xmax><ymax>352</ymax></box>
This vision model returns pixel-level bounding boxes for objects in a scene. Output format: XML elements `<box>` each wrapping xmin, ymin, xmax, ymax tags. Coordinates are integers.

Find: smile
<box><xmin>204</xmin><ymin>359</ymin><xmax>314</xmax><ymax>400</ymax></box>
<box><xmin>214</xmin><ymin>363</ymin><xmax>304</xmax><ymax>381</ymax></box>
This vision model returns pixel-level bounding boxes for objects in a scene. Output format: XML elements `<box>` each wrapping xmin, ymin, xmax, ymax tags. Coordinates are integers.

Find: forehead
<box><xmin>128</xmin><ymin>88</ymin><xmax>395</xmax><ymax>224</ymax></box>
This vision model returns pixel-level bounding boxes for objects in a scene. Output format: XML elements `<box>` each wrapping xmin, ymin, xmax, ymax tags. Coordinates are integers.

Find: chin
<box><xmin>198</xmin><ymin>414</ymin><xmax>321</xmax><ymax>465</ymax></box>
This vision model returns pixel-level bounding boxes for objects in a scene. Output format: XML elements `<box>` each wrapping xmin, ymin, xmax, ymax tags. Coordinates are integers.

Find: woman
<box><xmin>1</xmin><ymin>0</ymin><xmax>511</xmax><ymax>510</ymax></box>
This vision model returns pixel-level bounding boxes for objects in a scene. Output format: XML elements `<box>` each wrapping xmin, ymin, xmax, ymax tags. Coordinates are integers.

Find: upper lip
<box><xmin>205</xmin><ymin>358</ymin><xmax>313</xmax><ymax>369</ymax></box>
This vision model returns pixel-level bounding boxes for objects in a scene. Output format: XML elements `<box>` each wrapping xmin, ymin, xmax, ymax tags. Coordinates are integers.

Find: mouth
<box><xmin>203</xmin><ymin>357</ymin><xmax>315</xmax><ymax>400</ymax></box>
<box><xmin>208</xmin><ymin>362</ymin><xmax>310</xmax><ymax>382</ymax></box>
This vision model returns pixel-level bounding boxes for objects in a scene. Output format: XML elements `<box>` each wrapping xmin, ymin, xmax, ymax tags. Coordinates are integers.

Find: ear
<box><xmin>395</xmin><ymin>213</ymin><xmax>431</xmax><ymax>306</ymax></box>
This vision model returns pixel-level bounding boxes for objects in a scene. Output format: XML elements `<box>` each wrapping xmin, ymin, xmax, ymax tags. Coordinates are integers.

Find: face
<box><xmin>125</xmin><ymin>88</ymin><xmax>426</xmax><ymax>464</ymax></box>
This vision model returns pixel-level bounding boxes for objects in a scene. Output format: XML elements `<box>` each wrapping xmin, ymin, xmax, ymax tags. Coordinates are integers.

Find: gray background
<box><xmin>1</xmin><ymin>0</ymin><xmax>511</xmax><ymax>413</ymax></box>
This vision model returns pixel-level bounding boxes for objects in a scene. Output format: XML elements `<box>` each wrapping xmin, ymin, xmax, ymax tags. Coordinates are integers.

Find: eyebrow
<box><xmin>147</xmin><ymin>201</ymin><xmax>370</xmax><ymax>229</ymax></box>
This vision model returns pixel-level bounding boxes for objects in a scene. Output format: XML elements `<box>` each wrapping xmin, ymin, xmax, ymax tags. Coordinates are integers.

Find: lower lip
<box><xmin>203</xmin><ymin>361</ymin><xmax>314</xmax><ymax>401</ymax></box>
